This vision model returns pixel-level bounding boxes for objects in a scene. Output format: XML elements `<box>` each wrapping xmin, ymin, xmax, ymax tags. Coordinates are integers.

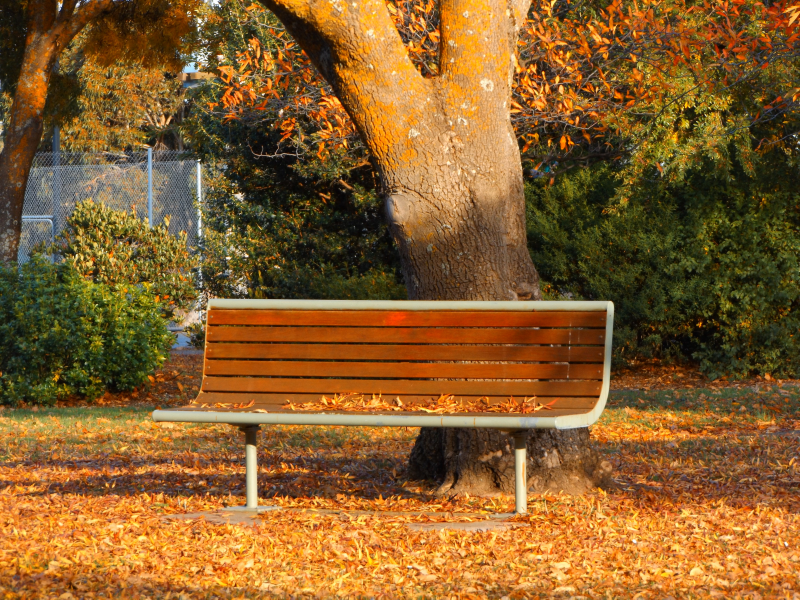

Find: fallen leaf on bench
<box><xmin>531</xmin><ymin>399</ymin><xmax>558</xmax><ymax>412</ymax></box>
<box><xmin>275</xmin><ymin>393</ymin><xmax>558</xmax><ymax>414</ymax></box>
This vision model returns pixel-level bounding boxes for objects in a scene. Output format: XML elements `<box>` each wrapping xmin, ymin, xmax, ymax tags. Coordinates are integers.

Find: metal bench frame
<box><xmin>153</xmin><ymin>299</ymin><xmax>614</xmax><ymax>514</ymax></box>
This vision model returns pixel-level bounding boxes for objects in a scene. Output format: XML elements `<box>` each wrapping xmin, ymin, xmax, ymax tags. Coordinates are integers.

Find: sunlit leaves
<box><xmin>81</xmin><ymin>0</ymin><xmax>206</xmax><ymax>72</ymax></box>
<box><xmin>54</xmin><ymin>43</ymin><xmax>188</xmax><ymax>152</ymax></box>
<box><xmin>211</xmin><ymin>4</ymin><xmax>357</xmax><ymax>160</ymax></box>
<box><xmin>214</xmin><ymin>0</ymin><xmax>799</xmax><ymax>181</ymax></box>
<box><xmin>515</xmin><ymin>0</ymin><xmax>800</xmax><ymax>176</ymax></box>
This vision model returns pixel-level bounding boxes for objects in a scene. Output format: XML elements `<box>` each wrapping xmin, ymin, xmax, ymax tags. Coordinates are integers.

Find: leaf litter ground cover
<box><xmin>0</xmin><ymin>354</ymin><xmax>798</xmax><ymax>598</ymax></box>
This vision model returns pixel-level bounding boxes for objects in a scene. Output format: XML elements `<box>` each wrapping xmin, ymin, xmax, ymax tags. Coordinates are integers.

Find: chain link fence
<box><xmin>18</xmin><ymin>150</ymin><xmax>202</xmax><ymax>262</ymax></box>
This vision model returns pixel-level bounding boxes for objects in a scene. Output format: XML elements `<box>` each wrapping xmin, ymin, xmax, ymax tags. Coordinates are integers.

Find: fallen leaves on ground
<box><xmin>0</xmin><ymin>356</ymin><xmax>798</xmax><ymax>598</ymax></box>
<box><xmin>611</xmin><ymin>360</ymin><xmax>786</xmax><ymax>392</ymax></box>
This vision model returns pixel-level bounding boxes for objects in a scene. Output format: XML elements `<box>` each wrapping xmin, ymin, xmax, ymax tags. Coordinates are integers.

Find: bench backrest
<box><xmin>196</xmin><ymin>300</ymin><xmax>613</xmax><ymax>419</ymax></box>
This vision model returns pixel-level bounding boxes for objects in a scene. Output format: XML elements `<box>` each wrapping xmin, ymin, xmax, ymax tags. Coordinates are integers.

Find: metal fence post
<box><xmin>147</xmin><ymin>147</ymin><xmax>153</xmax><ymax>226</ymax></box>
<box><xmin>196</xmin><ymin>159</ymin><xmax>202</xmax><ymax>241</ymax></box>
<box><xmin>52</xmin><ymin>126</ymin><xmax>60</xmax><ymax>244</ymax></box>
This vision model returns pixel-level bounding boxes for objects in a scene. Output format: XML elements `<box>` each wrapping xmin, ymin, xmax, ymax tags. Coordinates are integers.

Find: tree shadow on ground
<box><xmin>596</xmin><ymin>433</ymin><xmax>800</xmax><ymax>513</ymax></box>
<box><xmin>0</xmin><ymin>449</ymin><xmax>429</xmax><ymax>504</ymax></box>
<box><xmin>2</xmin><ymin>431</ymin><xmax>798</xmax><ymax>514</ymax></box>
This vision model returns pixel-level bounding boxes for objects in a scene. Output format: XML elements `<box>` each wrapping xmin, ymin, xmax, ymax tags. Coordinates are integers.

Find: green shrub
<box><xmin>195</xmin><ymin>161</ymin><xmax>406</xmax><ymax>302</ymax></box>
<box><xmin>0</xmin><ymin>258</ymin><xmax>174</xmax><ymax>406</ymax></box>
<box><xmin>185</xmin><ymin>320</ymin><xmax>206</xmax><ymax>349</ymax></box>
<box><xmin>49</xmin><ymin>200</ymin><xmax>198</xmax><ymax>320</ymax></box>
<box><xmin>527</xmin><ymin>156</ymin><xmax>800</xmax><ymax>379</ymax></box>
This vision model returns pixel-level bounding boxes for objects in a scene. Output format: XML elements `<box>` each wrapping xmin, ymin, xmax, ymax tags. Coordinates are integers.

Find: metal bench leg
<box><xmin>223</xmin><ymin>425</ymin><xmax>280</xmax><ymax>514</ymax></box>
<box><xmin>513</xmin><ymin>431</ymin><xmax>528</xmax><ymax>514</ymax></box>
<box><xmin>241</xmin><ymin>425</ymin><xmax>260</xmax><ymax>509</ymax></box>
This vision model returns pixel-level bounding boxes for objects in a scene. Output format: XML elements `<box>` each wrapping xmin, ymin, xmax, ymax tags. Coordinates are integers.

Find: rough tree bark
<box><xmin>258</xmin><ymin>0</ymin><xmax>611</xmax><ymax>495</ymax></box>
<box><xmin>0</xmin><ymin>0</ymin><xmax>113</xmax><ymax>263</ymax></box>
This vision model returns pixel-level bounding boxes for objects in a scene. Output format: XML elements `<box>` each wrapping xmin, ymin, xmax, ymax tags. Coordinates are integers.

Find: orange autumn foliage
<box><xmin>216</xmin><ymin>0</ymin><xmax>800</xmax><ymax>170</ymax></box>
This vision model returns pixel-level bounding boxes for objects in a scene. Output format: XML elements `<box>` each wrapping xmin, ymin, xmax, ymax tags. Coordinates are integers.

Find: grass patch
<box><xmin>605</xmin><ymin>384</ymin><xmax>800</xmax><ymax>428</ymax></box>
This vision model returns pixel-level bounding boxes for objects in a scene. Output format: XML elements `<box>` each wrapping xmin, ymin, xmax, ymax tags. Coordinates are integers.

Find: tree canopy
<box><xmin>188</xmin><ymin>0</ymin><xmax>800</xmax><ymax>380</ymax></box>
<box><xmin>186</xmin><ymin>0</ymin><xmax>406</xmax><ymax>302</ymax></box>
<box><xmin>0</xmin><ymin>0</ymin><xmax>200</xmax><ymax>95</ymax></box>
<box><xmin>53</xmin><ymin>48</ymin><xmax>188</xmax><ymax>152</ymax></box>
<box><xmin>216</xmin><ymin>0</ymin><xmax>800</xmax><ymax>184</ymax></box>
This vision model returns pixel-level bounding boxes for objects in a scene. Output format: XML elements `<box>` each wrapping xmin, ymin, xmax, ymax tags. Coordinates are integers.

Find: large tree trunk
<box><xmin>0</xmin><ymin>32</ymin><xmax>57</xmax><ymax>263</ymax></box>
<box><xmin>261</xmin><ymin>0</ymin><xmax>610</xmax><ymax>496</ymax></box>
<box><xmin>380</xmin><ymin>113</ymin><xmax>610</xmax><ymax>496</ymax></box>
<box><xmin>382</xmin><ymin>104</ymin><xmax>540</xmax><ymax>302</ymax></box>
<box><xmin>408</xmin><ymin>428</ymin><xmax>613</xmax><ymax>496</ymax></box>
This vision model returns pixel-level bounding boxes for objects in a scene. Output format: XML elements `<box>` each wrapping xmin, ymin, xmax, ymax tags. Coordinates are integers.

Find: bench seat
<box><xmin>153</xmin><ymin>299</ymin><xmax>614</xmax><ymax>513</ymax></box>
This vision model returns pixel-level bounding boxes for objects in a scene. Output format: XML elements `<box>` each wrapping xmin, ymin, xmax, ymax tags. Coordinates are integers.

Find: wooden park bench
<box><xmin>152</xmin><ymin>299</ymin><xmax>614</xmax><ymax>514</ymax></box>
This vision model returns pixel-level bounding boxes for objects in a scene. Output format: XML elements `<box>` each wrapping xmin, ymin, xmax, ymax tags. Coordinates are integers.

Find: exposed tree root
<box><xmin>408</xmin><ymin>427</ymin><xmax>613</xmax><ymax>497</ymax></box>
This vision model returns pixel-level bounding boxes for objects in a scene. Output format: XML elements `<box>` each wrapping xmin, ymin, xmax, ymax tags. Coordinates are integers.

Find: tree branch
<box><xmin>57</xmin><ymin>0</ymin><xmax>82</xmax><ymax>24</ymax></box>
<box><xmin>258</xmin><ymin>0</ymin><xmax>434</xmax><ymax>169</ymax></box>
<box><xmin>509</xmin><ymin>0</ymin><xmax>534</xmax><ymax>32</ymax></box>
<box><xmin>438</xmin><ymin>0</ymin><xmax>523</xmax><ymax>136</ymax></box>
<box><xmin>57</xmin><ymin>0</ymin><xmax>116</xmax><ymax>42</ymax></box>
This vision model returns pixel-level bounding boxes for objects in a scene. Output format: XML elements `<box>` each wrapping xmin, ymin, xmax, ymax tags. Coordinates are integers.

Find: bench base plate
<box><xmin>222</xmin><ymin>505</ymin><xmax>283</xmax><ymax>513</ymax></box>
<box><xmin>164</xmin><ymin>506</ymin><xmax>281</xmax><ymax>526</ymax></box>
<box><xmin>165</xmin><ymin>508</ymin><xmax>526</xmax><ymax>531</ymax></box>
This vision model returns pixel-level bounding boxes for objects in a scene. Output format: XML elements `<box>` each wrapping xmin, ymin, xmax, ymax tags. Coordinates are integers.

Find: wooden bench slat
<box><xmin>208</xmin><ymin>309</ymin><xmax>607</xmax><ymax>328</ymax></box>
<box><xmin>204</xmin><ymin>360</ymin><xmax>603</xmax><ymax>380</ymax></box>
<box><xmin>207</xmin><ymin>326</ymin><xmax>605</xmax><ymax>345</ymax></box>
<box><xmin>205</xmin><ymin>343</ymin><xmax>606</xmax><ymax>362</ymax></box>
<box><xmin>200</xmin><ymin>376</ymin><xmax>602</xmax><ymax>396</ymax></box>
<box><xmin>193</xmin><ymin>392</ymin><xmax>601</xmax><ymax>408</ymax></box>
